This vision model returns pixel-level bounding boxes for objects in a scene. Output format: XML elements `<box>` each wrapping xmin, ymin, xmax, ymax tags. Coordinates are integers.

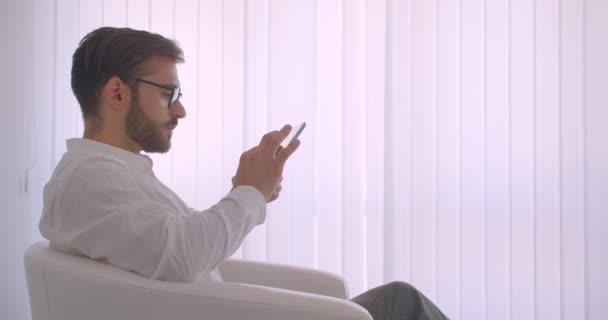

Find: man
<box><xmin>40</xmin><ymin>27</ymin><xmax>447</xmax><ymax>319</ymax></box>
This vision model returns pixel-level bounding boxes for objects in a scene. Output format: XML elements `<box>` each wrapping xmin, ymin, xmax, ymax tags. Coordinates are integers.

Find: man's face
<box><xmin>125</xmin><ymin>57</ymin><xmax>186</xmax><ymax>153</ymax></box>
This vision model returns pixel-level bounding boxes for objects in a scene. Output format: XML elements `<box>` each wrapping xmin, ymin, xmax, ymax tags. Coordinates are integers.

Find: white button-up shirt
<box><xmin>39</xmin><ymin>138</ymin><xmax>266</xmax><ymax>282</ymax></box>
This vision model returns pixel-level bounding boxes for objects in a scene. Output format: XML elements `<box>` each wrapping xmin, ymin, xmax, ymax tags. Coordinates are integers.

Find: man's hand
<box><xmin>232</xmin><ymin>125</ymin><xmax>300</xmax><ymax>202</ymax></box>
<box><xmin>267</xmin><ymin>176</ymin><xmax>283</xmax><ymax>202</ymax></box>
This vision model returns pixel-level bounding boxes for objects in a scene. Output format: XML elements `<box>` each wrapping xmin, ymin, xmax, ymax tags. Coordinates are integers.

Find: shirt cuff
<box><xmin>228</xmin><ymin>185</ymin><xmax>267</xmax><ymax>224</ymax></box>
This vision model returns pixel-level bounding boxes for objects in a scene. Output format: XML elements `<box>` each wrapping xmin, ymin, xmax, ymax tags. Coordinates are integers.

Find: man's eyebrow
<box><xmin>149</xmin><ymin>82</ymin><xmax>178</xmax><ymax>90</ymax></box>
<box><xmin>136</xmin><ymin>69</ymin><xmax>180</xmax><ymax>88</ymax></box>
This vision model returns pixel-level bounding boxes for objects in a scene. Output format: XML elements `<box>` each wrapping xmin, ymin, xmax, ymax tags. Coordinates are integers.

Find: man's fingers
<box><xmin>268</xmin><ymin>183</ymin><xmax>282</xmax><ymax>202</ymax></box>
<box><xmin>259</xmin><ymin>124</ymin><xmax>292</xmax><ymax>154</ymax></box>
<box><xmin>268</xmin><ymin>191</ymin><xmax>279</xmax><ymax>202</ymax></box>
<box><xmin>277</xmin><ymin>138</ymin><xmax>300</xmax><ymax>163</ymax></box>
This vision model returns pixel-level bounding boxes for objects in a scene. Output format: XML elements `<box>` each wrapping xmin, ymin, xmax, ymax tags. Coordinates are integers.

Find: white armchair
<box><xmin>24</xmin><ymin>242</ymin><xmax>372</xmax><ymax>320</ymax></box>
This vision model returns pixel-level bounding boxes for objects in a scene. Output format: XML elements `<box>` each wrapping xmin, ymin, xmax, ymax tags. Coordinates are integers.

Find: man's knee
<box><xmin>384</xmin><ymin>281</ymin><xmax>419</xmax><ymax>298</ymax></box>
<box><xmin>383</xmin><ymin>281</ymin><xmax>447</xmax><ymax>319</ymax></box>
<box><xmin>386</xmin><ymin>281</ymin><xmax>416</xmax><ymax>292</ymax></box>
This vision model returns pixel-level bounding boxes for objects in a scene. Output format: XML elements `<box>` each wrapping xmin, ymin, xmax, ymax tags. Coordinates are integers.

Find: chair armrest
<box><xmin>28</xmin><ymin>256</ymin><xmax>371</xmax><ymax>320</ymax></box>
<box><xmin>25</xmin><ymin>243</ymin><xmax>372</xmax><ymax>320</ymax></box>
<box><xmin>219</xmin><ymin>259</ymin><xmax>350</xmax><ymax>299</ymax></box>
<box><xmin>149</xmin><ymin>281</ymin><xmax>371</xmax><ymax>320</ymax></box>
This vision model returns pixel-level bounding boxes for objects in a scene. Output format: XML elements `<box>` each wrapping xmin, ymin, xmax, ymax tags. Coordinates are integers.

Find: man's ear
<box><xmin>102</xmin><ymin>76</ymin><xmax>130</xmax><ymax>111</ymax></box>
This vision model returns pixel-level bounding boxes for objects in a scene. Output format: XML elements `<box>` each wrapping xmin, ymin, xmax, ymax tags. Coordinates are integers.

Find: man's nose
<box><xmin>171</xmin><ymin>100</ymin><xmax>186</xmax><ymax>119</ymax></box>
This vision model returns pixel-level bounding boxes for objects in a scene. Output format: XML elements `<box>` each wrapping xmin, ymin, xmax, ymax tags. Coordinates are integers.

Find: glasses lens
<box><xmin>169</xmin><ymin>88</ymin><xmax>181</xmax><ymax>108</ymax></box>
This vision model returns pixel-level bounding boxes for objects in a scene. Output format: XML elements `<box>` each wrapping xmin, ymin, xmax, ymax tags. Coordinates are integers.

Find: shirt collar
<box><xmin>66</xmin><ymin>138</ymin><xmax>154</xmax><ymax>173</ymax></box>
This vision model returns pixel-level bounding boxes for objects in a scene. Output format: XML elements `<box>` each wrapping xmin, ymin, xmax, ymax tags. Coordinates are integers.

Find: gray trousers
<box><xmin>350</xmin><ymin>281</ymin><xmax>449</xmax><ymax>320</ymax></box>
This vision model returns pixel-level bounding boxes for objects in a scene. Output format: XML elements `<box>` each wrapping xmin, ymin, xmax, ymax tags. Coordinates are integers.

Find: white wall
<box><xmin>0</xmin><ymin>1</ymin><xmax>42</xmax><ymax>320</ymax></box>
<box><xmin>1</xmin><ymin>1</ymin><xmax>607</xmax><ymax>320</ymax></box>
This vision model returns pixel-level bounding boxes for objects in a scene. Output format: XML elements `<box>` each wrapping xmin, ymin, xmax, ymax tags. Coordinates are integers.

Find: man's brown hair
<box><xmin>71</xmin><ymin>27</ymin><xmax>184</xmax><ymax>119</ymax></box>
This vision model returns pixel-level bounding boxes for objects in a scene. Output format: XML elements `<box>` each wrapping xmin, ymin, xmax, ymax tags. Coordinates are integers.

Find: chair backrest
<box><xmin>23</xmin><ymin>241</ymin><xmax>212</xmax><ymax>320</ymax></box>
<box><xmin>24</xmin><ymin>242</ymin><xmax>141</xmax><ymax>320</ymax></box>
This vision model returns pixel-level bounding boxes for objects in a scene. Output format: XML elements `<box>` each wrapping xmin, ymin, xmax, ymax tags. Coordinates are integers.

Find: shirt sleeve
<box><xmin>39</xmin><ymin>159</ymin><xmax>266</xmax><ymax>282</ymax></box>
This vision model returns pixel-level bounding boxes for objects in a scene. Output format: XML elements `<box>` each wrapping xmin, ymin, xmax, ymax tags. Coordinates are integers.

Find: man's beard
<box><xmin>125</xmin><ymin>95</ymin><xmax>175</xmax><ymax>153</ymax></box>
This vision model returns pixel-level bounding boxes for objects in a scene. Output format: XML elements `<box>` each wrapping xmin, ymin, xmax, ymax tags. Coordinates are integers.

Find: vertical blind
<box><xmin>26</xmin><ymin>0</ymin><xmax>608</xmax><ymax>319</ymax></box>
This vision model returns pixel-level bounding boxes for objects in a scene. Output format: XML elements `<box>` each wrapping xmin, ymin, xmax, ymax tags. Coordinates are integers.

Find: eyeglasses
<box><xmin>119</xmin><ymin>74</ymin><xmax>183</xmax><ymax>109</ymax></box>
